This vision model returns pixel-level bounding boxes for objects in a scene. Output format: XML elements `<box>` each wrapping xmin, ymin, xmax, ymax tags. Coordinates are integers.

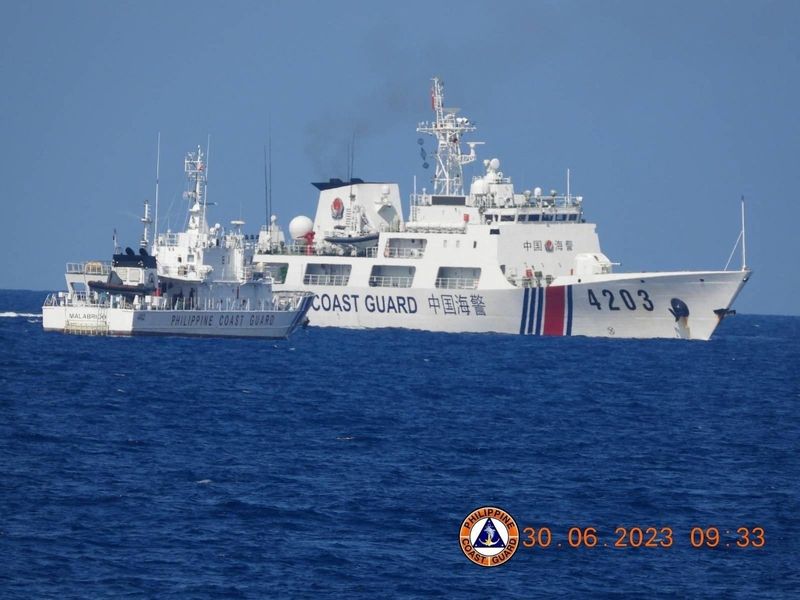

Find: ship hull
<box><xmin>42</xmin><ymin>298</ymin><xmax>313</xmax><ymax>339</ymax></box>
<box><xmin>275</xmin><ymin>270</ymin><xmax>750</xmax><ymax>340</ymax></box>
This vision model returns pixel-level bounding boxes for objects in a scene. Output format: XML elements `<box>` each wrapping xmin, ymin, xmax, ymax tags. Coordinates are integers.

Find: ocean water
<box><xmin>1</xmin><ymin>289</ymin><xmax>798</xmax><ymax>598</ymax></box>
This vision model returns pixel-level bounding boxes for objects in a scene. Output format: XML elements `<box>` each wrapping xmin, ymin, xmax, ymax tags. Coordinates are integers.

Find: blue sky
<box><xmin>1</xmin><ymin>0</ymin><xmax>798</xmax><ymax>315</ymax></box>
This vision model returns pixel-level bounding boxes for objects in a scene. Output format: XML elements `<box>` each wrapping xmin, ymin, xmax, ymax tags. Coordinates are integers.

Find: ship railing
<box><xmin>271</xmin><ymin>290</ymin><xmax>315</xmax><ymax>312</ymax></box>
<box><xmin>66</xmin><ymin>261</ymin><xmax>112</xmax><ymax>275</ymax></box>
<box><xmin>302</xmin><ymin>274</ymin><xmax>350</xmax><ymax>286</ymax></box>
<box><xmin>368</xmin><ymin>275</ymin><xmax>413</xmax><ymax>288</ymax></box>
<box><xmin>366</xmin><ymin>247</ymin><xmax>425</xmax><ymax>259</ymax></box>
<box><xmin>44</xmin><ymin>293</ymin><xmax>59</xmax><ymax>306</ymax></box>
<box><xmin>435</xmin><ymin>277</ymin><xmax>479</xmax><ymax>290</ymax></box>
<box><xmin>157</xmin><ymin>233</ymin><xmax>181</xmax><ymax>247</ymax></box>
<box><xmin>53</xmin><ymin>291</ymin><xmax>91</xmax><ymax>305</ymax></box>
<box><xmin>46</xmin><ymin>289</ymin><xmax>311</xmax><ymax>313</ymax></box>
<box><xmin>159</xmin><ymin>264</ymin><xmax>209</xmax><ymax>279</ymax></box>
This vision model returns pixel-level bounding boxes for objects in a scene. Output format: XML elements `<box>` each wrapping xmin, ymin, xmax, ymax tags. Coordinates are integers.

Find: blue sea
<box><xmin>1</xmin><ymin>289</ymin><xmax>798</xmax><ymax>598</ymax></box>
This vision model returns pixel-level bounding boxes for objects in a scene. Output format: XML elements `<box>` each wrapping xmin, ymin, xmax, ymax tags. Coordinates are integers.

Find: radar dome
<box><xmin>289</xmin><ymin>215</ymin><xmax>313</xmax><ymax>240</ymax></box>
<box><xmin>471</xmin><ymin>178</ymin><xmax>489</xmax><ymax>195</ymax></box>
<box><xmin>489</xmin><ymin>158</ymin><xmax>501</xmax><ymax>171</ymax></box>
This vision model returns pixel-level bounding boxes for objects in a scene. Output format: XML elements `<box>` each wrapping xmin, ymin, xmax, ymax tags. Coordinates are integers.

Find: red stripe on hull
<box><xmin>543</xmin><ymin>286</ymin><xmax>566</xmax><ymax>336</ymax></box>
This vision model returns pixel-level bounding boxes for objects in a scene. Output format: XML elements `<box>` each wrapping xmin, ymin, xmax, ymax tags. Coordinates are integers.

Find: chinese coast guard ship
<box><xmin>43</xmin><ymin>147</ymin><xmax>314</xmax><ymax>338</ymax></box>
<box><xmin>253</xmin><ymin>78</ymin><xmax>750</xmax><ymax>340</ymax></box>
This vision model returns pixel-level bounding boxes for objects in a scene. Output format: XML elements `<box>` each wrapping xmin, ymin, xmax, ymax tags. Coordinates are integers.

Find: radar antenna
<box><xmin>416</xmin><ymin>77</ymin><xmax>480</xmax><ymax>195</ymax></box>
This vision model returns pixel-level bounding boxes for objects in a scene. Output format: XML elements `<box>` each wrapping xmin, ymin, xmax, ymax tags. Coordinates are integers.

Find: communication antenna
<box><xmin>741</xmin><ymin>196</ymin><xmax>747</xmax><ymax>271</ymax></box>
<box><xmin>723</xmin><ymin>196</ymin><xmax>749</xmax><ymax>271</ymax></box>
<box><xmin>264</xmin><ymin>146</ymin><xmax>269</xmax><ymax>224</ymax></box>
<box><xmin>566</xmin><ymin>168</ymin><xmax>571</xmax><ymax>201</ymax></box>
<box><xmin>153</xmin><ymin>132</ymin><xmax>161</xmax><ymax>254</ymax></box>
<box><xmin>348</xmin><ymin>131</ymin><xmax>356</xmax><ymax>181</ymax></box>
<box><xmin>203</xmin><ymin>135</ymin><xmax>211</xmax><ymax>228</ymax></box>
<box><xmin>417</xmin><ymin>77</ymin><xmax>479</xmax><ymax>195</ymax></box>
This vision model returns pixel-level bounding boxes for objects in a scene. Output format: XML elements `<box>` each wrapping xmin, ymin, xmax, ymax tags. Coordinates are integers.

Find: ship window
<box><xmin>303</xmin><ymin>263</ymin><xmax>351</xmax><ymax>286</ymax></box>
<box><xmin>569</xmin><ymin>214</ymin><xmax>578</xmax><ymax>221</ymax></box>
<box><xmin>261</xmin><ymin>262</ymin><xmax>288</xmax><ymax>283</ymax></box>
<box><xmin>500</xmin><ymin>215</ymin><xmax>514</xmax><ymax>221</ymax></box>
<box><xmin>435</xmin><ymin>266</ymin><xmax>481</xmax><ymax>289</ymax></box>
<box><xmin>529</xmin><ymin>215</ymin><xmax>540</xmax><ymax>222</ymax></box>
<box><xmin>384</xmin><ymin>238</ymin><xmax>426</xmax><ymax>258</ymax></box>
<box><xmin>473</xmin><ymin>241</ymin><xmax>477</xmax><ymax>249</ymax></box>
<box><xmin>556</xmin><ymin>214</ymin><xmax>567</xmax><ymax>221</ymax></box>
<box><xmin>542</xmin><ymin>214</ymin><xmax>553</xmax><ymax>221</ymax></box>
<box><xmin>368</xmin><ymin>265</ymin><xmax>415</xmax><ymax>288</ymax></box>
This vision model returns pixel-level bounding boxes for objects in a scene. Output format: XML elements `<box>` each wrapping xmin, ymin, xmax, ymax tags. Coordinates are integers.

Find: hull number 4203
<box><xmin>587</xmin><ymin>289</ymin><xmax>654</xmax><ymax>312</ymax></box>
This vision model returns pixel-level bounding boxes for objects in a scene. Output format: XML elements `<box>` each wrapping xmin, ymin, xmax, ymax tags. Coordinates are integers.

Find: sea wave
<box><xmin>0</xmin><ymin>311</ymin><xmax>42</xmax><ymax>318</ymax></box>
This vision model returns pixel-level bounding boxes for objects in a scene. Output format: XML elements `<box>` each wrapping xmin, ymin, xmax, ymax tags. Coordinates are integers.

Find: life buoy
<box><xmin>331</xmin><ymin>197</ymin><xmax>345</xmax><ymax>220</ymax></box>
<box><xmin>545</xmin><ymin>240</ymin><xmax>554</xmax><ymax>252</ymax></box>
<box><xmin>525</xmin><ymin>268</ymin><xmax>533</xmax><ymax>278</ymax></box>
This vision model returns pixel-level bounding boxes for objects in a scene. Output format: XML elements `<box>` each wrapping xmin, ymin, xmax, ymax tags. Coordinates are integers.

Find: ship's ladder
<box><xmin>65</xmin><ymin>306</ymin><xmax>109</xmax><ymax>336</ymax></box>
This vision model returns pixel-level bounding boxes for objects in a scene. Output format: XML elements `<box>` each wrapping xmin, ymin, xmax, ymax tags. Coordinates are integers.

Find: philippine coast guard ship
<box><xmin>43</xmin><ymin>147</ymin><xmax>313</xmax><ymax>338</ymax></box>
<box><xmin>252</xmin><ymin>78</ymin><xmax>750</xmax><ymax>340</ymax></box>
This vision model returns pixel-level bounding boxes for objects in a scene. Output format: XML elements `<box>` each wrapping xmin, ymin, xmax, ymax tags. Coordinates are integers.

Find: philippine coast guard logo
<box><xmin>459</xmin><ymin>506</ymin><xmax>519</xmax><ymax>567</ymax></box>
<box><xmin>331</xmin><ymin>197</ymin><xmax>345</xmax><ymax>220</ymax></box>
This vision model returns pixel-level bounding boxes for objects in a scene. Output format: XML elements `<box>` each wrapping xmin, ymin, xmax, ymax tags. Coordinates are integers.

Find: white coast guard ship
<box><xmin>252</xmin><ymin>78</ymin><xmax>750</xmax><ymax>340</ymax></box>
<box><xmin>43</xmin><ymin>147</ymin><xmax>313</xmax><ymax>338</ymax></box>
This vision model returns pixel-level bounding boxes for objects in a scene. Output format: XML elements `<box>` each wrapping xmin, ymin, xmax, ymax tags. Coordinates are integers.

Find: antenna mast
<box><xmin>153</xmin><ymin>132</ymin><xmax>160</xmax><ymax>253</ymax></box>
<box><xmin>184</xmin><ymin>146</ymin><xmax>208</xmax><ymax>232</ymax></box>
<box><xmin>416</xmin><ymin>77</ymin><xmax>478</xmax><ymax>195</ymax></box>
<box><xmin>741</xmin><ymin>196</ymin><xmax>747</xmax><ymax>271</ymax></box>
<box><xmin>140</xmin><ymin>199</ymin><xmax>152</xmax><ymax>248</ymax></box>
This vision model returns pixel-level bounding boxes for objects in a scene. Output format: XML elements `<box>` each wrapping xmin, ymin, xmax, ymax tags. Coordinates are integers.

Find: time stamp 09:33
<box><xmin>519</xmin><ymin>525</ymin><xmax>765</xmax><ymax>550</ymax></box>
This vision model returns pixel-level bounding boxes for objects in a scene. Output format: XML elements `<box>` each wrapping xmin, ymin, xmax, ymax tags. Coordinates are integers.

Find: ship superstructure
<box><xmin>43</xmin><ymin>147</ymin><xmax>313</xmax><ymax>338</ymax></box>
<box><xmin>255</xmin><ymin>77</ymin><xmax>751</xmax><ymax>340</ymax></box>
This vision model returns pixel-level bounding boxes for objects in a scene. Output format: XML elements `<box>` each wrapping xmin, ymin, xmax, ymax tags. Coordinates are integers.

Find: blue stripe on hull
<box><xmin>519</xmin><ymin>287</ymin><xmax>530</xmax><ymax>335</ymax></box>
<box><xmin>534</xmin><ymin>287</ymin><xmax>544</xmax><ymax>336</ymax></box>
<box><xmin>526</xmin><ymin>286</ymin><xmax>536</xmax><ymax>335</ymax></box>
<box><xmin>566</xmin><ymin>285</ymin><xmax>573</xmax><ymax>336</ymax></box>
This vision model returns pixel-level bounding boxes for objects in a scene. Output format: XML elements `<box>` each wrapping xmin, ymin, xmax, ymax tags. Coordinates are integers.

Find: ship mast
<box><xmin>139</xmin><ymin>199</ymin><xmax>152</xmax><ymax>249</ymax></box>
<box><xmin>416</xmin><ymin>77</ymin><xmax>479</xmax><ymax>196</ymax></box>
<box><xmin>184</xmin><ymin>146</ymin><xmax>208</xmax><ymax>233</ymax></box>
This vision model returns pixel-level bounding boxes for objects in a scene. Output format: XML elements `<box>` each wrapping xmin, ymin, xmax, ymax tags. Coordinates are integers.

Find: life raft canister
<box><xmin>331</xmin><ymin>197</ymin><xmax>345</xmax><ymax>220</ymax></box>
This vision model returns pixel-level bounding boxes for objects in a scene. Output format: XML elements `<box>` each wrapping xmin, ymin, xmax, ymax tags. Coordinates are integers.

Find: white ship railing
<box><xmin>435</xmin><ymin>277</ymin><xmax>479</xmax><ymax>289</ymax></box>
<box><xmin>159</xmin><ymin>264</ymin><xmax>211</xmax><ymax>279</ymax></box>
<box><xmin>368</xmin><ymin>275</ymin><xmax>413</xmax><ymax>288</ymax></box>
<box><xmin>66</xmin><ymin>261</ymin><xmax>112</xmax><ymax>275</ymax></box>
<box><xmin>302</xmin><ymin>274</ymin><xmax>350</xmax><ymax>286</ymax></box>
<box><xmin>366</xmin><ymin>247</ymin><xmax>425</xmax><ymax>259</ymax></box>
<box><xmin>45</xmin><ymin>291</ymin><xmax>312</xmax><ymax>312</ymax></box>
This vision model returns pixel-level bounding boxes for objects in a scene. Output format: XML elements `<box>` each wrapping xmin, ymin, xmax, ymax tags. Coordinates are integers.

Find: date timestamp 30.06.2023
<box><xmin>520</xmin><ymin>526</ymin><xmax>765</xmax><ymax>549</ymax></box>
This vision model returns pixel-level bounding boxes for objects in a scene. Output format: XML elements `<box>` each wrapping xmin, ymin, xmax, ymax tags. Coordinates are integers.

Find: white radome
<box><xmin>288</xmin><ymin>215</ymin><xmax>313</xmax><ymax>240</ymax></box>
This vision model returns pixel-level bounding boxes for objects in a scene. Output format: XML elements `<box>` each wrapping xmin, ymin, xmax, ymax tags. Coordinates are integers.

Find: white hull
<box><xmin>276</xmin><ymin>270</ymin><xmax>749</xmax><ymax>340</ymax></box>
<box><xmin>42</xmin><ymin>299</ymin><xmax>312</xmax><ymax>339</ymax></box>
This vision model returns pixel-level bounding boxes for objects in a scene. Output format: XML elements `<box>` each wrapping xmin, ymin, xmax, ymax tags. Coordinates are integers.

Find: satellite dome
<box><xmin>288</xmin><ymin>215</ymin><xmax>313</xmax><ymax>240</ymax></box>
<box><xmin>489</xmin><ymin>158</ymin><xmax>501</xmax><ymax>171</ymax></box>
<box><xmin>471</xmin><ymin>178</ymin><xmax>489</xmax><ymax>195</ymax></box>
